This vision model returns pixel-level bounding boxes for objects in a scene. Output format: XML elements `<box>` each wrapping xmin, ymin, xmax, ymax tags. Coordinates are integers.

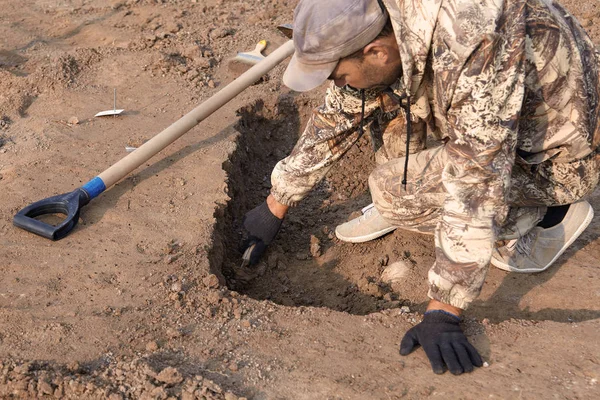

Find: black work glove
<box><xmin>241</xmin><ymin>201</ymin><xmax>283</xmax><ymax>265</ymax></box>
<box><xmin>400</xmin><ymin>310</ymin><xmax>483</xmax><ymax>375</ymax></box>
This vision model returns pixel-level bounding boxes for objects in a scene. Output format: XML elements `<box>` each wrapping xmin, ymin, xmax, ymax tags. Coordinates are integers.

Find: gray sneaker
<box><xmin>491</xmin><ymin>200</ymin><xmax>594</xmax><ymax>273</ymax></box>
<box><xmin>335</xmin><ymin>204</ymin><xmax>397</xmax><ymax>243</ymax></box>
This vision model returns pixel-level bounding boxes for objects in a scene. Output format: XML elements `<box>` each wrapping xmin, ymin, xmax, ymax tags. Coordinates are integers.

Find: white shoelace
<box><xmin>359</xmin><ymin>206</ymin><xmax>377</xmax><ymax>223</ymax></box>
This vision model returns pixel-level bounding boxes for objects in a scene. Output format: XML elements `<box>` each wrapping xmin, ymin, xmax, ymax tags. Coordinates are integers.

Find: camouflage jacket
<box><xmin>271</xmin><ymin>0</ymin><xmax>600</xmax><ymax>308</ymax></box>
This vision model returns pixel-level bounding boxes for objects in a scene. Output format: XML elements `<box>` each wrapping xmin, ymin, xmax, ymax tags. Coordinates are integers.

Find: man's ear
<box><xmin>363</xmin><ymin>41</ymin><xmax>390</xmax><ymax>64</ymax></box>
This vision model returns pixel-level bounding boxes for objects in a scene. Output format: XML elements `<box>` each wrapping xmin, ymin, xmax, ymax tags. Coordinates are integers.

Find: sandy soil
<box><xmin>1</xmin><ymin>0</ymin><xmax>600</xmax><ymax>399</ymax></box>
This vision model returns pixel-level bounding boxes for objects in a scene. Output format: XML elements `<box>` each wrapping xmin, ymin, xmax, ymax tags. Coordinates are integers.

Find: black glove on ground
<box><xmin>241</xmin><ymin>201</ymin><xmax>283</xmax><ymax>265</ymax></box>
<box><xmin>400</xmin><ymin>310</ymin><xmax>483</xmax><ymax>375</ymax></box>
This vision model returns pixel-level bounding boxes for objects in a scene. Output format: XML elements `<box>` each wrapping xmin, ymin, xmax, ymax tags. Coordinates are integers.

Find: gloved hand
<box><xmin>240</xmin><ymin>201</ymin><xmax>283</xmax><ymax>266</ymax></box>
<box><xmin>400</xmin><ymin>310</ymin><xmax>483</xmax><ymax>375</ymax></box>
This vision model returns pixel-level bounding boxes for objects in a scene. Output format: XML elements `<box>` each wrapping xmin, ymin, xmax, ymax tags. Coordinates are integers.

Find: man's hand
<box><xmin>240</xmin><ymin>195</ymin><xmax>287</xmax><ymax>265</ymax></box>
<box><xmin>399</xmin><ymin>310</ymin><xmax>483</xmax><ymax>375</ymax></box>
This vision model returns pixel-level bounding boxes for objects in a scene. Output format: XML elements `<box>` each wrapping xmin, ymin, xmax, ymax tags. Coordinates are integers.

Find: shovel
<box><xmin>13</xmin><ymin>39</ymin><xmax>295</xmax><ymax>240</ymax></box>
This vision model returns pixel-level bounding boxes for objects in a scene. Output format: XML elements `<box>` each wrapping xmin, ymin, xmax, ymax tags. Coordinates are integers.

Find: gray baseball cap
<box><xmin>283</xmin><ymin>0</ymin><xmax>389</xmax><ymax>92</ymax></box>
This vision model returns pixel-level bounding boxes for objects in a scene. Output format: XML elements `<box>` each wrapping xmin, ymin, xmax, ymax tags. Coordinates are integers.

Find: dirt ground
<box><xmin>1</xmin><ymin>0</ymin><xmax>600</xmax><ymax>399</ymax></box>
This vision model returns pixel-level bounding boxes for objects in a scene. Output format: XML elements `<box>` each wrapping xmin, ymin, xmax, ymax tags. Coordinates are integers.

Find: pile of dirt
<box><xmin>0</xmin><ymin>356</ymin><xmax>243</xmax><ymax>399</ymax></box>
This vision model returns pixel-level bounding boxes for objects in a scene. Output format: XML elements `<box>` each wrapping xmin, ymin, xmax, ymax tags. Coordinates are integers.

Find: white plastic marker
<box><xmin>95</xmin><ymin>88</ymin><xmax>124</xmax><ymax>117</ymax></box>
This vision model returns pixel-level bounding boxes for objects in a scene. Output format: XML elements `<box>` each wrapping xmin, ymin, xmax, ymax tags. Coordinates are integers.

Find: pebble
<box><xmin>170</xmin><ymin>281</ymin><xmax>182</xmax><ymax>292</ymax></box>
<box><xmin>224</xmin><ymin>393</ymin><xmax>237</xmax><ymax>400</ymax></box>
<box><xmin>156</xmin><ymin>367</ymin><xmax>183</xmax><ymax>385</ymax></box>
<box><xmin>203</xmin><ymin>274</ymin><xmax>220</xmax><ymax>289</ymax></box>
<box><xmin>378</xmin><ymin>254</ymin><xmax>389</xmax><ymax>267</ymax></box>
<box><xmin>267</xmin><ymin>253</ymin><xmax>279</xmax><ymax>269</ymax></box>
<box><xmin>309</xmin><ymin>235</ymin><xmax>321</xmax><ymax>257</ymax></box>
<box><xmin>146</xmin><ymin>341</ymin><xmax>159</xmax><ymax>352</ymax></box>
<box><xmin>38</xmin><ymin>380</ymin><xmax>54</xmax><ymax>395</ymax></box>
<box><xmin>241</xmin><ymin>320</ymin><xmax>251</xmax><ymax>328</ymax></box>
<box><xmin>166</xmin><ymin>327</ymin><xmax>182</xmax><ymax>339</ymax></box>
<box><xmin>164</xmin><ymin>254</ymin><xmax>178</xmax><ymax>264</ymax></box>
<box><xmin>380</xmin><ymin>261</ymin><xmax>410</xmax><ymax>283</ymax></box>
<box><xmin>400</xmin><ymin>306</ymin><xmax>411</xmax><ymax>314</ymax></box>
<box><xmin>68</xmin><ymin>116</ymin><xmax>79</xmax><ymax>125</ymax></box>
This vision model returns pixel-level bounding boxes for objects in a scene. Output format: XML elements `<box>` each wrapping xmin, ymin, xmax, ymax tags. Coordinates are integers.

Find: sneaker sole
<box><xmin>335</xmin><ymin>226</ymin><xmax>397</xmax><ymax>243</ymax></box>
<box><xmin>491</xmin><ymin>202</ymin><xmax>594</xmax><ymax>273</ymax></box>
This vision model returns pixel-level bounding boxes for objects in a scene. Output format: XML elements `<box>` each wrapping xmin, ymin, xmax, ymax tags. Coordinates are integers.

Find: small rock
<box><xmin>203</xmin><ymin>274</ymin><xmax>220</xmax><ymax>289</ymax></box>
<box><xmin>378</xmin><ymin>254</ymin><xmax>389</xmax><ymax>267</ymax></box>
<box><xmin>171</xmin><ymin>281</ymin><xmax>183</xmax><ymax>292</ymax></box>
<box><xmin>183</xmin><ymin>45</ymin><xmax>202</xmax><ymax>59</ymax></box>
<box><xmin>68</xmin><ymin>116</ymin><xmax>79</xmax><ymax>125</ymax></box>
<box><xmin>207</xmin><ymin>79</ymin><xmax>215</xmax><ymax>88</ymax></box>
<box><xmin>241</xmin><ymin>320</ymin><xmax>251</xmax><ymax>328</ymax></box>
<box><xmin>309</xmin><ymin>235</ymin><xmax>321</xmax><ymax>257</ymax></box>
<box><xmin>156</xmin><ymin>367</ymin><xmax>184</xmax><ymax>385</ymax></box>
<box><xmin>229</xmin><ymin>362</ymin><xmax>239</xmax><ymax>372</ymax></box>
<box><xmin>483</xmin><ymin>361</ymin><xmax>490</xmax><ymax>368</ymax></box>
<box><xmin>165</xmin><ymin>22</ymin><xmax>181</xmax><ymax>33</ymax></box>
<box><xmin>233</xmin><ymin>308</ymin><xmax>242</xmax><ymax>320</ymax></box>
<box><xmin>400</xmin><ymin>306</ymin><xmax>411</xmax><ymax>314</ymax></box>
<box><xmin>267</xmin><ymin>253</ymin><xmax>279</xmax><ymax>269</ymax></box>
<box><xmin>166</xmin><ymin>327</ymin><xmax>182</xmax><ymax>339</ymax></box>
<box><xmin>164</xmin><ymin>254</ymin><xmax>178</xmax><ymax>264</ymax></box>
<box><xmin>224</xmin><ymin>393</ymin><xmax>237</xmax><ymax>400</ymax></box>
<box><xmin>110</xmin><ymin>1</ymin><xmax>125</xmax><ymax>9</ymax></box>
<box><xmin>13</xmin><ymin>362</ymin><xmax>32</xmax><ymax>375</ymax></box>
<box><xmin>67</xmin><ymin>361</ymin><xmax>80</xmax><ymax>372</ymax></box>
<box><xmin>146</xmin><ymin>340</ymin><xmax>159</xmax><ymax>352</ymax></box>
<box><xmin>482</xmin><ymin>318</ymin><xmax>490</xmax><ymax>326</ymax></box>
<box><xmin>210</xmin><ymin>27</ymin><xmax>233</xmax><ymax>39</ymax></box>
<box><xmin>255</xmin><ymin>263</ymin><xmax>267</xmax><ymax>277</ymax></box>
<box><xmin>206</xmin><ymin>290</ymin><xmax>223</xmax><ymax>305</ymax></box>
<box><xmin>380</xmin><ymin>261</ymin><xmax>410</xmax><ymax>283</ymax></box>
<box><xmin>38</xmin><ymin>381</ymin><xmax>54</xmax><ymax>395</ymax></box>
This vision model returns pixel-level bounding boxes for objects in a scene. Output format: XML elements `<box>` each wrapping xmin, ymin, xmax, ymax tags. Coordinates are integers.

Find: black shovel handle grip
<box><xmin>13</xmin><ymin>188</ymin><xmax>91</xmax><ymax>240</ymax></box>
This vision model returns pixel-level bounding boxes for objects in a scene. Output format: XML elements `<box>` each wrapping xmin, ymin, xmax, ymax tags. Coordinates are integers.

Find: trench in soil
<box><xmin>210</xmin><ymin>93</ymin><xmax>436</xmax><ymax>315</ymax></box>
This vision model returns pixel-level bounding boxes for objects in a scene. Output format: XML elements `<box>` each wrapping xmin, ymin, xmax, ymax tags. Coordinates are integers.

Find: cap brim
<box><xmin>283</xmin><ymin>53</ymin><xmax>338</xmax><ymax>92</ymax></box>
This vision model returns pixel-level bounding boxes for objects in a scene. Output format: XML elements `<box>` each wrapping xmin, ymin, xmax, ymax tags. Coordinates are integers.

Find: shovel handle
<box><xmin>14</xmin><ymin>40</ymin><xmax>295</xmax><ymax>240</ymax></box>
<box><xmin>98</xmin><ymin>39</ymin><xmax>294</xmax><ymax>189</ymax></box>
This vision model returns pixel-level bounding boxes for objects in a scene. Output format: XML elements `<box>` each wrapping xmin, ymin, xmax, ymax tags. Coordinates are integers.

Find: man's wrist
<box><xmin>267</xmin><ymin>194</ymin><xmax>289</xmax><ymax>219</ymax></box>
<box><xmin>426</xmin><ymin>299</ymin><xmax>463</xmax><ymax>317</ymax></box>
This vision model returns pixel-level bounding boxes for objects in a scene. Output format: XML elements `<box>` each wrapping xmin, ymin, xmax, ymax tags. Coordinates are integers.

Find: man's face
<box><xmin>329</xmin><ymin>52</ymin><xmax>402</xmax><ymax>90</ymax></box>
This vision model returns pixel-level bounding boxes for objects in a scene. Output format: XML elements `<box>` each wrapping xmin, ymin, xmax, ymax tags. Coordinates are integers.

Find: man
<box><xmin>241</xmin><ymin>0</ymin><xmax>600</xmax><ymax>375</ymax></box>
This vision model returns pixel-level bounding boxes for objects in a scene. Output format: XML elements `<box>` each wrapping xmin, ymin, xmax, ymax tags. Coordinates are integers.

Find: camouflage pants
<box><xmin>369</xmin><ymin>144</ymin><xmax>600</xmax><ymax>240</ymax></box>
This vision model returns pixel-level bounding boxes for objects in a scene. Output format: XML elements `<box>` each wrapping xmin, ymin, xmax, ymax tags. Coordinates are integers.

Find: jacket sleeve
<box><xmin>427</xmin><ymin>30</ymin><xmax>527</xmax><ymax>309</ymax></box>
<box><xmin>271</xmin><ymin>84</ymin><xmax>381</xmax><ymax>206</ymax></box>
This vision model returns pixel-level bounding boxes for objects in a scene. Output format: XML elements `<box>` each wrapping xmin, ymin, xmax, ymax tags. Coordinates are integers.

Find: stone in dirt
<box><xmin>203</xmin><ymin>274</ymin><xmax>220</xmax><ymax>289</ymax></box>
<box><xmin>156</xmin><ymin>367</ymin><xmax>183</xmax><ymax>385</ymax></box>
<box><xmin>380</xmin><ymin>261</ymin><xmax>411</xmax><ymax>284</ymax></box>
<box><xmin>309</xmin><ymin>235</ymin><xmax>321</xmax><ymax>257</ymax></box>
<box><xmin>146</xmin><ymin>341</ymin><xmax>159</xmax><ymax>352</ymax></box>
